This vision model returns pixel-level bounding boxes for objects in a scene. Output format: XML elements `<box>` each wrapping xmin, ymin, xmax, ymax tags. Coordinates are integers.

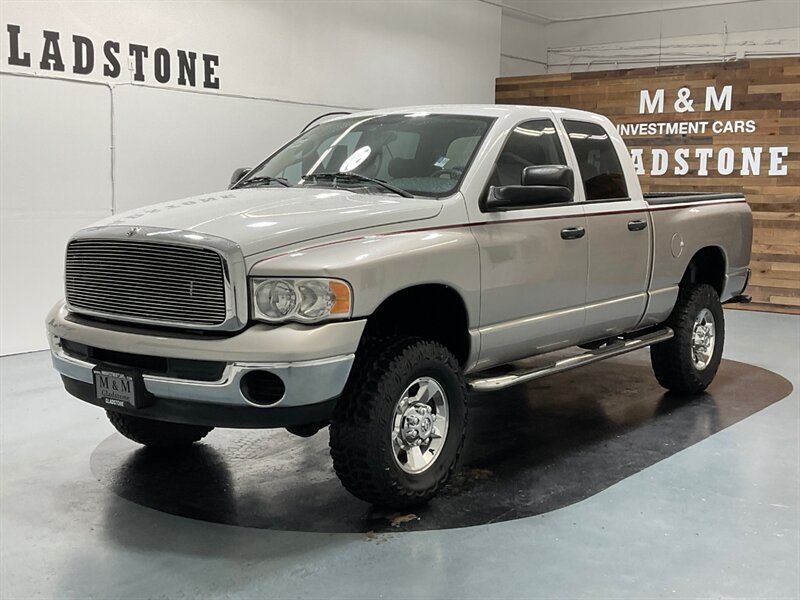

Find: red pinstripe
<box><xmin>259</xmin><ymin>199</ymin><xmax>747</xmax><ymax>261</ymax></box>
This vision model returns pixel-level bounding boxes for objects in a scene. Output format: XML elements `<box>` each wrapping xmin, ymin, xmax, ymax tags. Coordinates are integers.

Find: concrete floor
<box><xmin>1</xmin><ymin>309</ymin><xmax>798</xmax><ymax>599</ymax></box>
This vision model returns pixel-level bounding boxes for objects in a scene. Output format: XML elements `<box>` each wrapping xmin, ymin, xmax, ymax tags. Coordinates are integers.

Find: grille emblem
<box><xmin>125</xmin><ymin>227</ymin><xmax>141</xmax><ymax>237</ymax></box>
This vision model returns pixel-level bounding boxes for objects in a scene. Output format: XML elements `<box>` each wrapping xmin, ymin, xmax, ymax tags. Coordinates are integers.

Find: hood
<box><xmin>91</xmin><ymin>187</ymin><xmax>442</xmax><ymax>256</ymax></box>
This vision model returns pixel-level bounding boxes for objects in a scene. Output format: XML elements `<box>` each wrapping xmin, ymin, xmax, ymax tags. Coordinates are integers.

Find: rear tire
<box><xmin>329</xmin><ymin>337</ymin><xmax>467</xmax><ymax>509</ymax></box>
<box><xmin>106</xmin><ymin>411</ymin><xmax>213</xmax><ymax>448</ymax></box>
<box><xmin>650</xmin><ymin>283</ymin><xmax>724</xmax><ymax>394</ymax></box>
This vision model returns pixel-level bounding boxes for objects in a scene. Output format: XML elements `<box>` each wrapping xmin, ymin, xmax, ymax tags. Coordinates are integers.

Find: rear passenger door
<box><xmin>562</xmin><ymin>119</ymin><xmax>650</xmax><ymax>339</ymax></box>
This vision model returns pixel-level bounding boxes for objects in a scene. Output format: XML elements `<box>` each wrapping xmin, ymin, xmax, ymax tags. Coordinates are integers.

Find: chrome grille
<box><xmin>65</xmin><ymin>239</ymin><xmax>228</xmax><ymax>327</ymax></box>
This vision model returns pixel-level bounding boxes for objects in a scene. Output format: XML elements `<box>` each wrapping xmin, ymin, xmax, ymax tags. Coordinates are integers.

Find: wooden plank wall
<box><xmin>496</xmin><ymin>58</ymin><xmax>799</xmax><ymax>314</ymax></box>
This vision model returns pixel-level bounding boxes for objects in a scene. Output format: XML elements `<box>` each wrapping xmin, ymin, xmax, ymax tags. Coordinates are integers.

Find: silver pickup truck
<box><xmin>47</xmin><ymin>105</ymin><xmax>752</xmax><ymax>508</ymax></box>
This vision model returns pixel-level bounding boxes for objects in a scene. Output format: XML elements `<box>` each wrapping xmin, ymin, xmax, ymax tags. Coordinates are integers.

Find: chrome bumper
<box><xmin>50</xmin><ymin>339</ymin><xmax>354</xmax><ymax>408</ymax></box>
<box><xmin>46</xmin><ymin>300</ymin><xmax>363</xmax><ymax>411</ymax></box>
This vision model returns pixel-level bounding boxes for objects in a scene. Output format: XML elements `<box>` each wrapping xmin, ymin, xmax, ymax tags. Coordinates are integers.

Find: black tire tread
<box><xmin>329</xmin><ymin>336</ymin><xmax>467</xmax><ymax>508</ymax></box>
<box><xmin>106</xmin><ymin>411</ymin><xmax>213</xmax><ymax>448</ymax></box>
<box><xmin>650</xmin><ymin>283</ymin><xmax>724</xmax><ymax>394</ymax></box>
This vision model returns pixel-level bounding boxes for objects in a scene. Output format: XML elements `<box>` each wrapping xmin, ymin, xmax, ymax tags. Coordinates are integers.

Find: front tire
<box><xmin>329</xmin><ymin>337</ymin><xmax>468</xmax><ymax>509</ymax></box>
<box><xmin>107</xmin><ymin>411</ymin><xmax>213</xmax><ymax>448</ymax></box>
<box><xmin>650</xmin><ymin>283</ymin><xmax>725</xmax><ymax>394</ymax></box>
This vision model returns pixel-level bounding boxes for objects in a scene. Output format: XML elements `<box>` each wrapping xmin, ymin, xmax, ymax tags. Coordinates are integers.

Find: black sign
<box><xmin>6</xmin><ymin>23</ymin><xmax>220</xmax><ymax>89</ymax></box>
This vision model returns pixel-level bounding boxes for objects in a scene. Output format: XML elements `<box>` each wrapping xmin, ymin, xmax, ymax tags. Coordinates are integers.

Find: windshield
<box><xmin>238</xmin><ymin>113</ymin><xmax>495</xmax><ymax>198</ymax></box>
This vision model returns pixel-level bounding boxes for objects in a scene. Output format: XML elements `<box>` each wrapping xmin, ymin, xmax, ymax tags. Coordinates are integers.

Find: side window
<box><xmin>563</xmin><ymin>120</ymin><xmax>628</xmax><ymax>201</ymax></box>
<box><xmin>492</xmin><ymin>119</ymin><xmax>565</xmax><ymax>187</ymax></box>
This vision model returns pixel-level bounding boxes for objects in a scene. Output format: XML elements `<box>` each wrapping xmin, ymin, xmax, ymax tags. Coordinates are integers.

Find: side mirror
<box><xmin>229</xmin><ymin>167</ymin><xmax>251</xmax><ymax>188</ymax></box>
<box><xmin>484</xmin><ymin>165</ymin><xmax>574</xmax><ymax>212</ymax></box>
<box><xmin>521</xmin><ymin>165</ymin><xmax>574</xmax><ymax>190</ymax></box>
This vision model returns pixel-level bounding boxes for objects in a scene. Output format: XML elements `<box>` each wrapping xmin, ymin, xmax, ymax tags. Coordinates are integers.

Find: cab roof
<box><xmin>325</xmin><ymin>104</ymin><xmax>604</xmax><ymax>122</ymax></box>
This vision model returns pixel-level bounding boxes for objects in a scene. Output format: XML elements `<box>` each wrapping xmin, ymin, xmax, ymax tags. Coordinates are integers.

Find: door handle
<box><xmin>627</xmin><ymin>219</ymin><xmax>647</xmax><ymax>231</ymax></box>
<box><xmin>560</xmin><ymin>226</ymin><xmax>586</xmax><ymax>240</ymax></box>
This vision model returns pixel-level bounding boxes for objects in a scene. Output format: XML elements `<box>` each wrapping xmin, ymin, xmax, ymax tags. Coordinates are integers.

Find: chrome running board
<box><xmin>467</xmin><ymin>327</ymin><xmax>674</xmax><ymax>392</ymax></box>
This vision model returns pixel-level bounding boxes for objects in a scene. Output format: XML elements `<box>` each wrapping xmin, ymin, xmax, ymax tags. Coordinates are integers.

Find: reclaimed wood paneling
<box><xmin>497</xmin><ymin>58</ymin><xmax>800</xmax><ymax>314</ymax></box>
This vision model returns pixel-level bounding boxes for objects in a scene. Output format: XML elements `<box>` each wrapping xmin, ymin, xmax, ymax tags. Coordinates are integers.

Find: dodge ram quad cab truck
<box><xmin>47</xmin><ymin>105</ymin><xmax>752</xmax><ymax>508</ymax></box>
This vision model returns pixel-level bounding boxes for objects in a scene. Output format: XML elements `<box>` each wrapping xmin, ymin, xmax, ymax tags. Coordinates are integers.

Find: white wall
<box><xmin>500</xmin><ymin>0</ymin><xmax>800</xmax><ymax>75</ymax></box>
<box><xmin>0</xmin><ymin>74</ymin><xmax>115</xmax><ymax>356</ymax></box>
<box><xmin>0</xmin><ymin>0</ymin><xmax>502</xmax><ymax>355</ymax></box>
<box><xmin>499</xmin><ymin>12</ymin><xmax>547</xmax><ymax>76</ymax></box>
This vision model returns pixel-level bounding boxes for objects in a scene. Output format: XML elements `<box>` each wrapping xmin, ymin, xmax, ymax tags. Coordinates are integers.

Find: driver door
<box><xmin>473</xmin><ymin>119</ymin><xmax>589</xmax><ymax>369</ymax></box>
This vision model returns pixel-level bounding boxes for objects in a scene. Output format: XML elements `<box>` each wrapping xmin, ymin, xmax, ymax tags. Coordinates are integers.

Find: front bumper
<box><xmin>46</xmin><ymin>300</ymin><xmax>366</xmax><ymax>428</ymax></box>
<box><xmin>58</xmin><ymin>375</ymin><xmax>341</xmax><ymax>429</ymax></box>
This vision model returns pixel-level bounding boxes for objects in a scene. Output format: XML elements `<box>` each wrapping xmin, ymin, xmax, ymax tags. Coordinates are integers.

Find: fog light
<box><xmin>240</xmin><ymin>371</ymin><xmax>286</xmax><ymax>406</ymax></box>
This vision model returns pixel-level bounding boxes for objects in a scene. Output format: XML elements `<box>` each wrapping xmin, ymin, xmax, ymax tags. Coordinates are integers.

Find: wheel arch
<box><xmin>361</xmin><ymin>283</ymin><xmax>472</xmax><ymax>367</ymax></box>
<box><xmin>681</xmin><ymin>245</ymin><xmax>727</xmax><ymax>296</ymax></box>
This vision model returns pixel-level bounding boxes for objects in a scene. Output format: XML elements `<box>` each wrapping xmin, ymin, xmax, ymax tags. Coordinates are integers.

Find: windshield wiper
<box><xmin>301</xmin><ymin>172</ymin><xmax>414</xmax><ymax>198</ymax></box>
<box><xmin>236</xmin><ymin>176</ymin><xmax>291</xmax><ymax>188</ymax></box>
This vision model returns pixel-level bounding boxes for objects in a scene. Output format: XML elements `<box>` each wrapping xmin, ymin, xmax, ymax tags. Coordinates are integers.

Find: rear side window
<box><xmin>491</xmin><ymin>119</ymin><xmax>566</xmax><ymax>187</ymax></box>
<box><xmin>563</xmin><ymin>120</ymin><xmax>628</xmax><ymax>201</ymax></box>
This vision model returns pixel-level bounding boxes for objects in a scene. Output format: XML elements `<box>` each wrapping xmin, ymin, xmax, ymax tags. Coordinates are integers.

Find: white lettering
<box><xmin>674</xmin><ymin>87</ymin><xmax>695</xmax><ymax>113</ymax></box>
<box><xmin>718</xmin><ymin>148</ymin><xmax>735</xmax><ymax>175</ymax></box>
<box><xmin>740</xmin><ymin>147</ymin><xmax>762</xmax><ymax>176</ymax></box>
<box><xmin>705</xmin><ymin>85</ymin><xmax>733</xmax><ymax>112</ymax></box>
<box><xmin>695</xmin><ymin>148</ymin><xmax>713</xmax><ymax>176</ymax></box>
<box><xmin>674</xmin><ymin>148</ymin><xmax>690</xmax><ymax>175</ymax></box>
<box><xmin>630</xmin><ymin>148</ymin><xmax>645</xmax><ymax>175</ymax></box>
<box><xmin>768</xmin><ymin>146</ymin><xmax>789</xmax><ymax>176</ymax></box>
<box><xmin>639</xmin><ymin>89</ymin><xmax>665</xmax><ymax>114</ymax></box>
<box><xmin>651</xmin><ymin>149</ymin><xmax>669</xmax><ymax>176</ymax></box>
<box><xmin>621</xmin><ymin>146</ymin><xmax>788</xmax><ymax>177</ymax></box>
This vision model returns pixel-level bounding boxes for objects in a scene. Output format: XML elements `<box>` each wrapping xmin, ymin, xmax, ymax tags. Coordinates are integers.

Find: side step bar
<box><xmin>467</xmin><ymin>327</ymin><xmax>674</xmax><ymax>392</ymax></box>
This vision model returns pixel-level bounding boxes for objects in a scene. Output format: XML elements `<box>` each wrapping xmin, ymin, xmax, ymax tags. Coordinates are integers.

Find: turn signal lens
<box><xmin>328</xmin><ymin>280</ymin><xmax>351</xmax><ymax>315</ymax></box>
<box><xmin>251</xmin><ymin>278</ymin><xmax>352</xmax><ymax>323</ymax></box>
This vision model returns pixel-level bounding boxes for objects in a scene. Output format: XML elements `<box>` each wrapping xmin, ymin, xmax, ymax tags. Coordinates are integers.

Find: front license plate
<box><xmin>94</xmin><ymin>368</ymin><xmax>139</xmax><ymax>408</ymax></box>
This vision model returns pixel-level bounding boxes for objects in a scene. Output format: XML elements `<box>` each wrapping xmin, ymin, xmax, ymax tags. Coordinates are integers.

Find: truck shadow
<box><xmin>92</xmin><ymin>351</ymin><xmax>792</xmax><ymax>534</ymax></box>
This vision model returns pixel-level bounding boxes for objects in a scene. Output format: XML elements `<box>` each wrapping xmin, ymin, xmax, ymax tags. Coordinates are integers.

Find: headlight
<box><xmin>250</xmin><ymin>278</ymin><xmax>352</xmax><ymax>323</ymax></box>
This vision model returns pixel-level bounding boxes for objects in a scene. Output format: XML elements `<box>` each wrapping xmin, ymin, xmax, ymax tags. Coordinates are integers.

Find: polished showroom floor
<box><xmin>1</xmin><ymin>310</ymin><xmax>798</xmax><ymax>599</ymax></box>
